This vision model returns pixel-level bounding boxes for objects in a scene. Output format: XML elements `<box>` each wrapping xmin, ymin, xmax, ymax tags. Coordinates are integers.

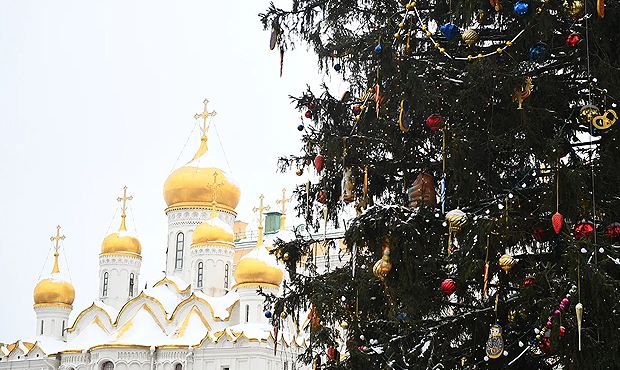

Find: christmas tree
<box><xmin>260</xmin><ymin>0</ymin><xmax>619</xmax><ymax>368</ymax></box>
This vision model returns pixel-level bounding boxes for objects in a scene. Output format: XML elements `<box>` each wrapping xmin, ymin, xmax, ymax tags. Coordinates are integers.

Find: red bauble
<box><xmin>573</xmin><ymin>220</ymin><xmax>594</xmax><ymax>240</ymax></box>
<box><xmin>551</xmin><ymin>212</ymin><xmax>564</xmax><ymax>234</ymax></box>
<box><xmin>352</xmin><ymin>104</ymin><xmax>361</xmax><ymax>115</ymax></box>
<box><xmin>523</xmin><ymin>277</ymin><xmax>535</xmax><ymax>287</ymax></box>
<box><xmin>305</xmin><ymin>110</ymin><xmax>313</xmax><ymax>119</ymax></box>
<box><xmin>425</xmin><ymin>114</ymin><xmax>443</xmax><ymax>132</ymax></box>
<box><xmin>314</xmin><ymin>154</ymin><xmax>324</xmax><ymax>173</ymax></box>
<box><xmin>440</xmin><ymin>278</ymin><xmax>457</xmax><ymax>296</ymax></box>
<box><xmin>327</xmin><ymin>346</ymin><xmax>339</xmax><ymax>361</ymax></box>
<box><xmin>317</xmin><ymin>191</ymin><xmax>328</xmax><ymax>204</ymax></box>
<box><xmin>566</xmin><ymin>33</ymin><xmax>582</xmax><ymax>47</ymax></box>
<box><xmin>559</xmin><ymin>326</ymin><xmax>566</xmax><ymax>337</ymax></box>
<box><xmin>605</xmin><ymin>222</ymin><xmax>620</xmax><ymax>241</ymax></box>
<box><xmin>307</xmin><ymin>102</ymin><xmax>316</xmax><ymax>110</ymax></box>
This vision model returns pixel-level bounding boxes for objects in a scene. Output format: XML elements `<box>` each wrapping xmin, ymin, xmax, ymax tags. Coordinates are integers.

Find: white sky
<box><xmin>0</xmin><ymin>1</ymin><xmax>343</xmax><ymax>341</ymax></box>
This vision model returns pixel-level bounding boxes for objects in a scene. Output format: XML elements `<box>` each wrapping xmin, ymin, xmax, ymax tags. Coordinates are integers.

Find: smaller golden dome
<box><xmin>234</xmin><ymin>245</ymin><xmax>283</xmax><ymax>288</ymax></box>
<box><xmin>101</xmin><ymin>231</ymin><xmax>141</xmax><ymax>255</ymax></box>
<box><xmin>193</xmin><ymin>217</ymin><xmax>234</xmax><ymax>245</ymax></box>
<box><xmin>33</xmin><ymin>275</ymin><xmax>75</xmax><ymax>306</ymax></box>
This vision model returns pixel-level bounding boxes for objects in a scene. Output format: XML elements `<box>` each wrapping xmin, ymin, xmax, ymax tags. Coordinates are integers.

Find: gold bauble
<box><xmin>340</xmin><ymin>321</ymin><xmax>349</xmax><ymax>329</ymax></box>
<box><xmin>579</xmin><ymin>105</ymin><xmax>600</xmax><ymax>124</ymax></box>
<box><xmin>446</xmin><ymin>209</ymin><xmax>468</xmax><ymax>233</ymax></box>
<box><xmin>499</xmin><ymin>254</ymin><xmax>516</xmax><ymax>273</ymax></box>
<box><xmin>565</xmin><ymin>0</ymin><xmax>584</xmax><ymax>18</ymax></box>
<box><xmin>280</xmin><ymin>311</ymin><xmax>288</xmax><ymax>319</ymax></box>
<box><xmin>295</xmin><ymin>168</ymin><xmax>303</xmax><ymax>176</ymax></box>
<box><xmin>282</xmin><ymin>252</ymin><xmax>290</xmax><ymax>262</ymax></box>
<box><xmin>462</xmin><ymin>29</ymin><xmax>479</xmax><ymax>47</ymax></box>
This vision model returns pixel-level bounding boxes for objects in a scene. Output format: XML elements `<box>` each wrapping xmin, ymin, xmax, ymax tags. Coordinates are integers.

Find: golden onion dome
<box><xmin>163</xmin><ymin>135</ymin><xmax>240</xmax><ymax>212</ymax></box>
<box><xmin>101</xmin><ymin>231</ymin><xmax>141</xmax><ymax>255</ymax></box>
<box><xmin>33</xmin><ymin>247</ymin><xmax>75</xmax><ymax>307</ymax></box>
<box><xmin>193</xmin><ymin>217</ymin><xmax>234</xmax><ymax>245</ymax></box>
<box><xmin>234</xmin><ymin>244</ymin><xmax>284</xmax><ymax>288</ymax></box>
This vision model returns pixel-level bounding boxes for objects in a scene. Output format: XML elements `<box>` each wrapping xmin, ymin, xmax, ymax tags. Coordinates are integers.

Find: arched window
<box><xmin>102</xmin><ymin>361</ymin><xmax>114</xmax><ymax>370</ymax></box>
<box><xmin>175</xmin><ymin>364</ymin><xmax>183</xmax><ymax>370</ymax></box>
<box><xmin>40</xmin><ymin>320</ymin><xmax>43</xmax><ymax>335</ymax></box>
<box><xmin>62</xmin><ymin>320</ymin><xmax>65</xmax><ymax>334</ymax></box>
<box><xmin>197</xmin><ymin>262</ymin><xmax>203</xmax><ymax>288</ymax></box>
<box><xmin>175</xmin><ymin>232</ymin><xmax>184</xmax><ymax>269</ymax></box>
<box><xmin>129</xmin><ymin>273</ymin><xmax>135</xmax><ymax>297</ymax></box>
<box><xmin>224</xmin><ymin>263</ymin><xmax>229</xmax><ymax>289</ymax></box>
<box><xmin>102</xmin><ymin>272</ymin><xmax>109</xmax><ymax>297</ymax></box>
<box><xmin>245</xmin><ymin>304</ymin><xmax>249</xmax><ymax>323</ymax></box>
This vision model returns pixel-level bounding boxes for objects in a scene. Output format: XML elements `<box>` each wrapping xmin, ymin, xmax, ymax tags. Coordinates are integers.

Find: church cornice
<box><xmin>165</xmin><ymin>203</ymin><xmax>237</xmax><ymax>217</ymax></box>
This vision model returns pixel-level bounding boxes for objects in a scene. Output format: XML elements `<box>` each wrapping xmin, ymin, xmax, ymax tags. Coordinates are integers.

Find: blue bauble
<box><xmin>440</xmin><ymin>23</ymin><xmax>459</xmax><ymax>41</ymax></box>
<box><xmin>297</xmin><ymin>124</ymin><xmax>304</xmax><ymax>131</ymax></box>
<box><xmin>264</xmin><ymin>311</ymin><xmax>272</xmax><ymax>318</ymax></box>
<box><xmin>514</xmin><ymin>1</ymin><xmax>530</xmax><ymax>16</ymax></box>
<box><xmin>529</xmin><ymin>42</ymin><xmax>547</xmax><ymax>60</ymax></box>
<box><xmin>334</xmin><ymin>63</ymin><xmax>341</xmax><ymax>71</ymax></box>
<box><xmin>374</xmin><ymin>43</ymin><xmax>383</xmax><ymax>54</ymax></box>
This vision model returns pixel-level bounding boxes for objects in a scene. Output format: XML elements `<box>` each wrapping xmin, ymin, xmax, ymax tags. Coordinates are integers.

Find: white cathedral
<box><xmin>0</xmin><ymin>101</ymin><xmax>309</xmax><ymax>370</ymax></box>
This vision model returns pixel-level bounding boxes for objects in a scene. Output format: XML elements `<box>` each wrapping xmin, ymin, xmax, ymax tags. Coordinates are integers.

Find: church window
<box><xmin>224</xmin><ymin>263</ymin><xmax>229</xmax><ymax>289</ymax></box>
<box><xmin>40</xmin><ymin>320</ymin><xmax>43</xmax><ymax>335</ymax></box>
<box><xmin>62</xmin><ymin>320</ymin><xmax>65</xmax><ymax>334</ymax></box>
<box><xmin>197</xmin><ymin>262</ymin><xmax>203</xmax><ymax>288</ymax></box>
<box><xmin>102</xmin><ymin>272</ymin><xmax>109</xmax><ymax>297</ymax></box>
<box><xmin>175</xmin><ymin>232</ymin><xmax>184</xmax><ymax>269</ymax></box>
<box><xmin>245</xmin><ymin>305</ymin><xmax>249</xmax><ymax>323</ymax></box>
<box><xmin>102</xmin><ymin>361</ymin><xmax>114</xmax><ymax>370</ymax></box>
<box><xmin>129</xmin><ymin>273</ymin><xmax>135</xmax><ymax>297</ymax></box>
<box><xmin>175</xmin><ymin>364</ymin><xmax>183</xmax><ymax>370</ymax></box>
<box><xmin>284</xmin><ymin>361</ymin><xmax>289</xmax><ymax>370</ymax></box>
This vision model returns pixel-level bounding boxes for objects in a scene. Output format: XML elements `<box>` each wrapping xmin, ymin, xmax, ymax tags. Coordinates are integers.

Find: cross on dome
<box><xmin>253</xmin><ymin>194</ymin><xmax>270</xmax><ymax>246</ymax></box>
<box><xmin>193</xmin><ymin>98</ymin><xmax>217</xmax><ymax>138</ymax></box>
<box><xmin>206</xmin><ymin>171</ymin><xmax>224</xmax><ymax>217</ymax></box>
<box><xmin>49</xmin><ymin>225</ymin><xmax>66</xmax><ymax>274</ymax></box>
<box><xmin>117</xmin><ymin>185</ymin><xmax>133</xmax><ymax>231</ymax></box>
<box><xmin>275</xmin><ymin>188</ymin><xmax>292</xmax><ymax>230</ymax></box>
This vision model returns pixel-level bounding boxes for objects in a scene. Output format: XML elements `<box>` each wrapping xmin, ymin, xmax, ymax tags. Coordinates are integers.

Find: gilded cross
<box><xmin>194</xmin><ymin>99</ymin><xmax>217</xmax><ymax>137</ymax></box>
<box><xmin>206</xmin><ymin>171</ymin><xmax>224</xmax><ymax>217</ymax></box>
<box><xmin>253</xmin><ymin>194</ymin><xmax>270</xmax><ymax>246</ymax></box>
<box><xmin>50</xmin><ymin>225</ymin><xmax>66</xmax><ymax>273</ymax></box>
<box><xmin>275</xmin><ymin>188</ymin><xmax>292</xmax><ymax>230</ymax></box>
<box><xmin>117</xmin><ymin>186</ymin><xmax>133</xmax><ymax>231</ymax></box>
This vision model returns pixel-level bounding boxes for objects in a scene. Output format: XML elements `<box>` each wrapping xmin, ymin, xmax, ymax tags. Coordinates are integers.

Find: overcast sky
<box><xmin>0</xmin><ymin>1</ymin><xmax>341</xmax><ymax>341</ymax></box>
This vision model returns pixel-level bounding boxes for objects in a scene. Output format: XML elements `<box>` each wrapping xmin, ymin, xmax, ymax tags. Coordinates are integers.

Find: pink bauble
<box><xmin>562</xmin><ymin>298</ymin><xmax>570</xmax><ymax>306</ymax></box>
<box><xmin>554</xmin><ymin>309</ymin><xmax>561</xmax><ymax>316</ymax></box>
<box><xmin>546</xmin><ymin>321</ymin><xmax>553</xmax><ymax>329</ymax></box>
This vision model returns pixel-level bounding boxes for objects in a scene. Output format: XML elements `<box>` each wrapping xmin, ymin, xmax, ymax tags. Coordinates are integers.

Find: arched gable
<box><xmin>67</xmin><ymin>303</ymin><xmax>114</xmax><ymax>334</ymax></box>
<box><xmin>114</xmin><ymin>292</ymin><xmax>168</xmax><ymax>330</ymax></box>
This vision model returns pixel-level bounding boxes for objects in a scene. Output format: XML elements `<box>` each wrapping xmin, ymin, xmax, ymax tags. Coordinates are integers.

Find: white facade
<box><xmin>33</xmin><ymin>305</ymin><xmax>71</xmax><ymax>341</ymax></box>
<box><xmin>99</xmin><ymin>254</ymin><xmax>142</xmax><ymax>309</ymax></box>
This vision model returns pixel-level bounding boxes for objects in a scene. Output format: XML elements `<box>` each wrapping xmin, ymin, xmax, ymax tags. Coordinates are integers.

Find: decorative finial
<box><xmin>50</xmin><ymin>225</ymin><xmax>66</xmax><ymax>274</ymax></box>
<box><xmin>253</xmin><ymin>194</ymin><xmax>271</xmax><ymax>246</ymax></box>
<box><xmin>117</xmin><ymin>185</ymin><xmax>133</xmax><ymax>231</ymax></box>
<box><xmin>206</xmin><ymin>171</ymin><xmax>224</xmax><ymax>218</ymax></box>
<box><xmin>190</xmin><ymin>99</ymin><xmax>217</xmax><ymax>162</ymax></box>
<box><xmin>276</xmin><ymin>188</ymin><xmax>292</xmax><ymax>230</ymax></box>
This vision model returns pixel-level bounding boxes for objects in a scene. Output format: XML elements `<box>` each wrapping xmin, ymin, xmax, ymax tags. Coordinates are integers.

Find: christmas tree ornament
<box><xmin>566</xmin><ymin>33</ymin><xmax>582</xmax><ymax>47</ymax></box>
<box><xmin>499</xmin><ymin>254</ymin><xmax>516</xmax><ymax>273</ymax></box>
<box><xmin>597</xmin><ymin>0</ymin><xmax>605</xmax><ymax>18</ymax></box>
<box><xmin>317</xmin><ymin>190</ymin><xmax>327</xmax><ymax>204</ymax></box>
<box><xmin>573</xmin><ymin>220</ymin><xmax>594</xmax><ymax>240</ymax></box>
<box><xmin>297</xmin><ymin>124</ymin><xmax>304</xmax><ymax>131</ymax></box>
<box><xmin>575</xmin><ymin>302</ymin><xmax>583</xmax><ymax>350</ymax></box>
<box><xmin>373</xmin><ymin>239</ymin><xmax>392</xmax><ymax>281</ymax></box>
<box><xmin>592</xmin><ymin>108</ymin><xmax>617</xmax><ymax>130</ymax></box>
<box><xmin>529</xmin><ymin>42</ymin><xmax>547</xmax><ymax>61</ymax></box>
<box><xmin>439</xmin><ymin>23</ymin><xmax>459</xmax><ymax>41</ymax></box>
<box><xmin>513</xmin><ymin>1</ymin><xmax>530</xmax><ymax>16</ymax></box>
<box><xmin>532</xmin><ymin>226</ymin><xmax>549</xmax><ymax>242</ymax></box>
<box><xmin>340</xmin><ymin>320</ymin><xmax>349</xmax><ymax>329</ymax></box>
<box><xmin>512</xmin><ymin>77</ymin><xmax>533</xmax><ymax>109</ymax></box>
<box><xmin>280</xmin><ymin>311</ymin><xmax>288</xmax><ymax>319</ymax></box>
<box><xmin>341</xmin><ymin>167</ymin><xmax>355</xmax><ymax>203</ymax></box>
<box><xmin>352</xmin><ymin>104</ymin><xmax>361</xmax><ymax>115</ymax></box>
<box><xmin>565</xmin><ymin>0</ymin><xmax>584</xmax><ymax>18</ymax></box>
<box><xmin>552</xmin><ymin>212</ymin><xmax>564</xmax><ymax>234</ymax></box>
<box><xmin>333</xmin><ymin>63</ymin><xmax>341</xmax><ymax>71</ymax></box>
<box><xmin>559</xmin><ymin>326</ymin><xmax>566</xmax><ymax>337</ymax></box>
<box><xmin>314</xmin><ymin>154</ymin><xmax>324</xmax><ymax>173</ymax></box>
<box><xmin>579</xmin><ymin>104</ymin><xmax>600</xmax><ymax>124</ymax></box>
<box><xmin>308</xmin><ymin>305</ymin><xmax>321</xmax><ymax>331</ymax></box>
<box><xmin>604</xmin><ymin>222</ymin><xmax>620</xmax><ymax>241</ymax></box>
<box><xmin>269</xmin><ymin>22</ymin><xmax>279</xmax><ymax>50</ymax></box>
<box><xmin>425</xmin><ymin>113</ymin><xmax>443</xmax><ymax>132</ymax></box>
<box><xmin>307</xmin><ymin>101</ymin><xmax>316</xmax><ymax>110</ymax></box>
<box><xmin>446</xmin><ymin>209</ymin><xmax>467</xmax><ymax>254</ymax></box>
<box><xmin>295</xmin><ymin>168</ymin><xmax>303</xmax><ymax>176</ymax></box>
<box><xmin>523</xmin><ymin>277</ymin><xmax>535</xmax><ymax>286</ymax></box>
<box><xmin>485</xmin><ymin>324</ymin><xmax>504</xmax><ymax>359</ymax></box>
<box><xmin>264</xmin><ymin>311</ymin><xmax>272</xmax><ymax>318</ymax></box>
<box><xmin>462</xmin><ymin>29</ymin><xmax>479</xmax><ymax>46</ymax></box>
<box><xmin>399</xmin><ymin>99</ymin><xmax>411</xmax><ymax>133</ymax></box>
<box><xmin>327</xmin><ymin>347</ymin><xmax>339</xmax><ymax>361</ymax></box>
<box><xmin>440</xmin><ymin>278</ymin><xmax>457</xmax><ymax>296</ymax></box>
<box><xmin>374</xmin><ymin>43</ymin><xmax>383</xmax><ymax>54</ymax></box>
<box><xmin>282</xmin><ymin>252</ymin><xmax>290</xmax><ymax>262</ymax></box>
<box><xmin>279</xmin><ymin>48</ymin><xmax>285</xmax><ymax>77</ymax></box>
<box><xmin>407</xmin><ymin>172</ymin><xmax>437</xmax><ymax>208</ymax></box>
<box><xmin>305</xmin><ymin>110</ymin><xmax>313</xmax><ymax>119</ymax></box>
